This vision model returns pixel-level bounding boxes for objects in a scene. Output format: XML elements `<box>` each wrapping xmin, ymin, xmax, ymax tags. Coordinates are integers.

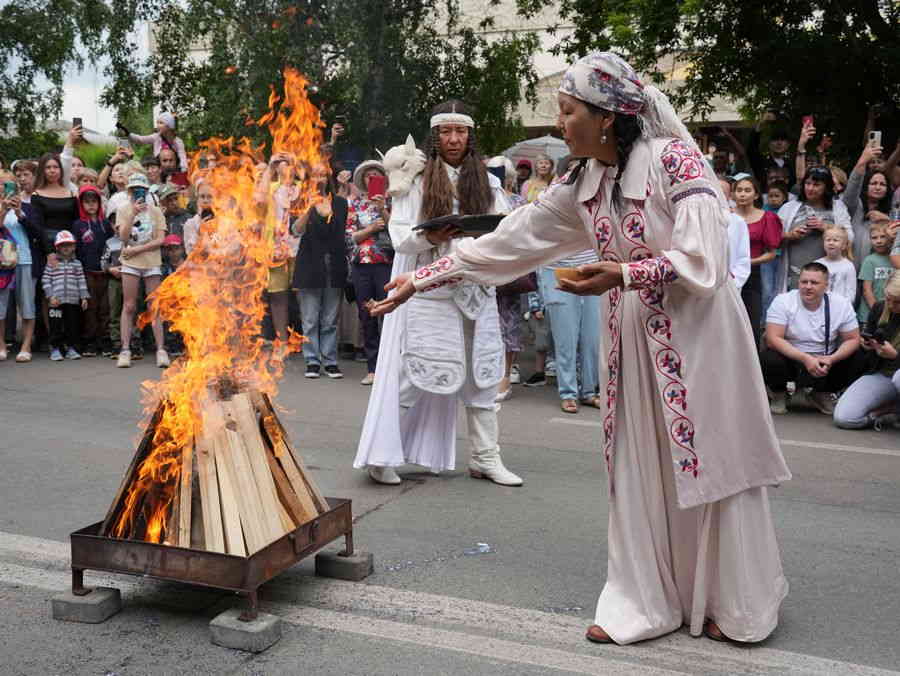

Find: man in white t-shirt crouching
<box><xmin>763</xmin><ymin>261</ymin><xmax>865</xmax><ymax>415</ymax></box>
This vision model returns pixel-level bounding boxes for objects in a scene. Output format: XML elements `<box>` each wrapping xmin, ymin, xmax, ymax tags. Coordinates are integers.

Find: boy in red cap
<box><xmin>42</xmin><ymin>230</ymin><xmax>89</xmax><ymax>361</ymax></box>
<box><xmin>73</xmin><ymin>185</ymin><xmax>114</xmax><ymax>356</ymax></box>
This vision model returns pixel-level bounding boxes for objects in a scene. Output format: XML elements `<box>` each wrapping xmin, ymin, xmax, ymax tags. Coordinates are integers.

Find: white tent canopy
<box><xmin>502</xmin><ymin>134</ymin><xmax>569</xmax><ymax>165</ymax></box>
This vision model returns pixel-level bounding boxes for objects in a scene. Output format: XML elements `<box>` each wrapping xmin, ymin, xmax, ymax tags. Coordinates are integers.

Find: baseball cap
<box><xmin>156</xmin><ymin>183</ymin><xmax>180</xmax><ymax>201</ymax></box>
<box><xmin>516</xmin><ymin>159</ymin><xmax>532</xmax><ymax>168</ymax></box>
<box><xmin>127</xmin><ymin>173</ymin><xmax>151</xmax><ymax>190</ymax></box>
<box><xmin>162</xmin><ymin>234</ymin><xmax>183</xmax><ymax>247</ymax></box>
<box><xmin>54</xmin><ymin>230</ymin><xmax>76</xmax><ymax>247</ymax></box>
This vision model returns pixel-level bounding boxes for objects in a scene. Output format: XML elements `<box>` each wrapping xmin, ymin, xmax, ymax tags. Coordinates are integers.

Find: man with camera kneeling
<box><xmin>763</xmin><ymin>262</ymin><xmax>864</xmax><ymax>415</ymax></box>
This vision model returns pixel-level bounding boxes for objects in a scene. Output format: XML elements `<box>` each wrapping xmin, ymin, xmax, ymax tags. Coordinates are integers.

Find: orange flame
<box><xmin>111</xmin><ymin>69</ymin><xmax>325</xmax><ymax>543</ymax></box>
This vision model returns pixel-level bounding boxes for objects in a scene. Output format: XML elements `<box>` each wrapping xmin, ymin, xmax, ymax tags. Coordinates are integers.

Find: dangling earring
<box><xmin>601</xmin><ymin>131</ymin><xmax>608</xmax><ymax>144</ymax></box>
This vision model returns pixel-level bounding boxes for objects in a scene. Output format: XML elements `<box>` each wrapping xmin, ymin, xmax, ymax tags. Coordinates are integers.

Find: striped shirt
<box><xmin>545</xmin><ymin>248</ymin><xmax>599</xmax><ymax>270</ymax></box>
<box><xmin>42</xmin><ymin>258</ymin><xmax>89</xmax><ymax>304</ymax></box>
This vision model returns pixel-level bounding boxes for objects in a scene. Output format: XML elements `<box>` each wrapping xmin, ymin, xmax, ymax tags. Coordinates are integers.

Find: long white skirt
<box><xmin>595</xmin><ymin>315</ymin><xmax>788</xmax><ymax>644</ymax></box>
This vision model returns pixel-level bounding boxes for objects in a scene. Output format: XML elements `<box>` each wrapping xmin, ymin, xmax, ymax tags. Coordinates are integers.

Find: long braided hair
<box><xmin>564</xmin><ymin>104</ymin><xmax>642</xmax><ymax>214</ymax></box>
<box><xmin>420</xmin><ymin>100</ymin><xmax>492</xmax><ymax>221</ymax></box>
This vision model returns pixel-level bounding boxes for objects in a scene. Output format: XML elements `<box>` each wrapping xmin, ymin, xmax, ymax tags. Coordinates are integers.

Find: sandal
<box><xmin>581</xmin><ymin>395</ymin><xmax>602</xmax><ymax>409</ymax></box>
<box><xmin>15</xmin><ymin>351</ymin><xmax>32</xmax><ymax>363</ymax></box>
<box><xmin>585</xmin><ymin>624</ymin><xmax>615</xmax><ymax>644</ymax></box>
<box><xmin>703</xmin><ymin>619</ymin><xmax>745</xmax><ymax>644</ymax></box>
<box><xmin>561</xmin><ymin>399</ymin><xmax>579</xmax><ymax>414</ymax></box>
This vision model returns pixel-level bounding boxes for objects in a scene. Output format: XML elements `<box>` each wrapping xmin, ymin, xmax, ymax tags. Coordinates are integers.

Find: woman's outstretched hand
<box><xmin>557</xmin><ymin>261</ymin><xmax>624</xmax><ymax>296</ymax></box>
<box><xmin>367</xmin><ymin>273</ymin><xmax>416</xmax><ymax>316</ymax></box>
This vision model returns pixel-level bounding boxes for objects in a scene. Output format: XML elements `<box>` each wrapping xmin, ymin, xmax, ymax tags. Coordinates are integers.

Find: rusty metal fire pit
<box><xmin>69</xmin><ymin>497</ymin><xmax>354</xmax><ymax>620</ymax></box>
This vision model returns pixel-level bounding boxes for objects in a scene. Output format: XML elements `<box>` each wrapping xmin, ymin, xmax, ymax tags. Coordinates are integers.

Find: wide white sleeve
<box><xmin>60</xmin><ymin>145</ymin><xmax>73</xmax><ymax>188</ymax></box>
<box><xmin>728</xmin><ymin>214</ymin><xmax>751</xmax><ymax>290</ymax></box>
<box><xmin>411</xmin><ymin>180</ymin><xmax>592</xmax><ymax>290</ymax></box>
<box><xmin>621</xmin><ymin>140</ymin><xmax>729</xmax><ymax>298</ymax></box>
<box><xmin>388</xmin><ymin>182</ymin><xmax>434</xmax><ymax>255</ymax></box>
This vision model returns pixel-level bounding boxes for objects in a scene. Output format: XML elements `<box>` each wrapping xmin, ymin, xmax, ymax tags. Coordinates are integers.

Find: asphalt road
<box><xmin>1</xmin><ymin>352</ymin><xmax>899</xmax><ymax>675</ymax></box>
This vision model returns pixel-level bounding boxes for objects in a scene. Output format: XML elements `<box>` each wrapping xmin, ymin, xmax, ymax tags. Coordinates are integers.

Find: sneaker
<box><xmin>809</xmin><ymin>391</ymin><xmax>835</xmax><ymax>416</ymax></box>
<box><xmin>131</xmin><ymin>349</ymin><xmax>144</xmax><ymax>361</ymax></box>
<box><xmin>117</xmin><ymin>350</ymin><xmax>132</xmax><ymax>368</ymax></box>
<box><xmin>324</xmin><ymin>365</ymin><xmax>343</xmax><ymax>379</ymax></box>
<box><xmin>0</xmin><ymin>349</ymin><xmax>6</xmax><ymax>361</ymax></box>
<box><xmin>156</xmin><ymin>349</ymin><xmax>171</xmax><ymax>368</ymax></box>
<box><xmin>15</xmin><ymin>351</ymin><xmax>32</xmax><ymax>363</ymax></box>
<box><xmin>769</xmin><ymin>392</ymin><xmax>787</xmax><ymax>415</ymax></box>
<box><xmin>305</xmin><ymin>364</ymin><xmax>321</xmax><ymax>379</ymax></box>
<box><xmin>65</xmin><ymin>347</ymin><xmax>82</xmax><ymax>360</ymax></box>
<box><xmin>789</xmin><ymin>388</ymin><xmax>813</xmax><ymax>410</ymax></box>
<box><xmin>354</xmin><ymin>350</ymin><xmax>368</xmax><ymax>363</ymax></box>
<box><xmin>360</xmin><ymin>373</ymin><xmax>375</xmax><ymax>386</ymax></box>
<box><xmin>509</xmin><ymin>364</ymin><xmax>521</xmax><ymax>385</ymax></box>
<box><xmin>495</xmin><ymin>388</ymin><xmax>512</xmax><ymax>402</ymax></box>
<box><xmin>50</xmin><ymin>348</ymin><xmax>64</xmax><ymax>362</ymax></box>
<box><xmin>523</xmin><ymin>373</ymin><xmax>547</xmax><ymax>387</ymax></box>
<box><xmin>81</xmin><ymin>345</ymin><xmax>97</xmax><ymax>358</ymax></box>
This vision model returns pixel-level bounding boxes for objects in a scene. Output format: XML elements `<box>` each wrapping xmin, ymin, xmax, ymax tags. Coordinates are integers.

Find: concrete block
<box><xmin>210</xmin><ymin>608</ymin><xmax>282</xmax><ymax>653</ymax></box>
<box><xmin>315</xmin><ymin>550</ymin><xmax>374</xmax><ymax>581</ymax></box>
<box><xmin>51</xmin><ymin>587</ymin><xmax>122</xmax><ymax>623</ymax></box>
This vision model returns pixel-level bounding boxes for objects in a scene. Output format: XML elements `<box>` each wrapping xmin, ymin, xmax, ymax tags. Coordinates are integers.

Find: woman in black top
<box><xmin>29</xmin><ymin>153</ymin><xmax>78</xmax><ymax>339</ymax></box>
<box><xmin>291</xmin><ymin>164</ymin><xmax>349</xmax><ymax>379</ymax></box>
<box><xmin>30</xmin><ymin>153</ymin><xmax>78</xmax><ymax>255</ymax></box>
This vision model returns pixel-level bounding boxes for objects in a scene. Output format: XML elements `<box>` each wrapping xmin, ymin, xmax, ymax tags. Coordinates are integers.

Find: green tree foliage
<box><xmin>515</xmin><ymin>0</ymin><xmax>899</xmax><ymax>158</ymax></box>
<box><xmin>100</xmin><ymin>0</ymin><xmax>538</xmax><ymax>157</ymax></box>
<box><xmin>0</xmin><ymin>0</ymin><xmax>109</xmax><ymax>136</ymax></box>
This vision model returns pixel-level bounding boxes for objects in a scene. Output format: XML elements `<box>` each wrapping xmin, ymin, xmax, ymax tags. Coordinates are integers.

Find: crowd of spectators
<box><xmin>1</xmin><ymin>111</ymin><xmax>898</xmax><ymax>430</ymax></box>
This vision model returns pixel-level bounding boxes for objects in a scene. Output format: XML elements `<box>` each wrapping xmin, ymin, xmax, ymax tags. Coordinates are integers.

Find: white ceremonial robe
<box><xmin>407</xmin><ymin>138</ymin><xmax>791</xmax><ymax>642</ymax></box>
<box><xmin>353</xmin><ymin>166</ymin><xmax>510</xmax><ymax>473</ymax></box>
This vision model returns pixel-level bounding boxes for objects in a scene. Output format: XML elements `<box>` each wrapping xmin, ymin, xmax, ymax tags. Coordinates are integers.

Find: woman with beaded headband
<box><xmin>372</xmin><ymin>53</ymin><xmax>791</xmax><ymax>645</ymax></box>
<box><xmin>353</xmin><ymin>100</ymin><xmax>523</xmax><ymax>487</ymax></box>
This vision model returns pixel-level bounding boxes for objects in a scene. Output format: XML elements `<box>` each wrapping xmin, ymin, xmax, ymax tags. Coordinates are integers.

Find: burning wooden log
<box><xmin>101</xmin><ymin>390</ymin><xmax>325</xmax><ymax>555</ymax></box>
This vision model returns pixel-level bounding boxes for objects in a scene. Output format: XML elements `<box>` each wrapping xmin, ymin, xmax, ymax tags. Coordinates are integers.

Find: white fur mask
<box><xmin>378</xmin><ymin>134</ymin><xmax>426</xmax><ymax>196</ymax></box>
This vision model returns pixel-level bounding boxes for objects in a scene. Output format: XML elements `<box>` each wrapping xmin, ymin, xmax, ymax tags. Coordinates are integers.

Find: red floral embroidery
<box><xmin>414</xmin><ymin>255</ymin><xmax>454</xmax><ymax>281</ymax></box>
<box><xmin>420</xmin><ymin>276</ymin><xmax>463</xmax><ymax>293</ymax></box>
<box><xmin>626</xmin><ymin>256</ymin><xmax>678</xmax><ymax>289</ymax></box>
<box><xmin>661</xmin><ymin>140</ymin><xmax>704</xmax><ymax>186</ymax></box>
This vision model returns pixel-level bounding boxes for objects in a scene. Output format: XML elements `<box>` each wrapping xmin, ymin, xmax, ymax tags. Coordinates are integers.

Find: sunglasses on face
<box><xmin>807</xmin><ymin>167</ymin><xmax>831</xmax><ymax>180</ymax></box>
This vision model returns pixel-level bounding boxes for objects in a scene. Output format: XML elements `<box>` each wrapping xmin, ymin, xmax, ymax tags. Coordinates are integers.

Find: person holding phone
<box><xmin>115</xmin><ymin>173</ymin><xmax>168</xmax><ymax>368</ymax></box>
<box><xmin>834</xmin><ymin>270</ymin><xmax>900</xmax><ymax>428</ymax></box>
<box><xmin>843</xmin><ymin>141</ymin><xmax>893</xmax><ymax>263</ymax></box>
<box><xmin>777</xmin><ymin>165</ymin><xmax>852</xmax><ymax>291</ymax></box>
<box><xmin>120</xmin><ymin>112</ymin><xmax>189</xmax><ymax>174</ymax></box>
<box><xmin>347</xmin><ymin>160</ymin><xmax>392</xmax><ymax>385</ymax></box>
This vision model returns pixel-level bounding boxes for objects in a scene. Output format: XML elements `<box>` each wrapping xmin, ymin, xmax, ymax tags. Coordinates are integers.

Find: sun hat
<box><xmin>155</xmin><ymin>183</ymin><xmax>180</xmax><ymax>201</ymax></box>
<box><xmin>54</xmin><ymin>230</ymin><xmax>76</xmax><ymax>247</ymax></box>
<box><xmin>352</xmin><ymin>160</ymin><xmax>387</xmax><ymax>193</ymax></box>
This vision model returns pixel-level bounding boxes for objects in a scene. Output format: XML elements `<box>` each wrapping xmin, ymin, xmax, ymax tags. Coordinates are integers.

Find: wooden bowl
<box><xmin>553</xmin><ymin>267</ymin><xmax>589</xmax><ymax>284</ymax></box>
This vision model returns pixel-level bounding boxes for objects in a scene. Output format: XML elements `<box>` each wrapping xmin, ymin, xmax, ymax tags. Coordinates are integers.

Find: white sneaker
<box><xmin>360</xmin><ymin>373</ymin><xmax>375</xmax><ymax>386</ymax></box>
<box><xmin>769</xmin><ymin>392</ymin><xmax>787</xmax><ymax>415</ymax></box>
<box><xmin>545</xmin><ymin>359</ymin><xmax>557</xmax><ymax>377</ymax></box>
<box><xmin>50</xmin><ymin>348</ymin><xmax>64</xmax><ymax>362</ymax></box>
<box><xmin>495</xmin><ymin>388</ymin><xmax>512</xmax><ymax>402</ymax></box>
<box><xmin>156</xmin><ymin>349</ymin><xmax>170</xmax><ymax>368</ymax></box>
<box><xmin>117</xmin><ymin>350</ymin><xmax>131</xmax><ymax>368</ymax></box>
<box><xmin>368</xmin><ymin>466</ymin><xmax>402</xmax><ymax>485</ymax></box>
<box><xmin>65</xmin><ymin>347</ymin><xmax>81</xmax><ymax>360</ymax></box>
<box><xmin>509</xmin><ymin>364</ymin><xmax>521</xmax><ymax>385</ymax></box>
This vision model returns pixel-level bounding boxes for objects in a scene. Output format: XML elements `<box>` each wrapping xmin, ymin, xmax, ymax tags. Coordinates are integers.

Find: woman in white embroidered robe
<box><xmin>372</xmin><ymin>53</ymin><xmax>791</xmax><ymax>645</ymax></box>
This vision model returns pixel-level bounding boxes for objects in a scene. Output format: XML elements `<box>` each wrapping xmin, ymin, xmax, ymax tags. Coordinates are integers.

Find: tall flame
<box><xmin>111</xmin><ymin>69</ymin><xmax>324</xmax><ymax>542</ymax></box>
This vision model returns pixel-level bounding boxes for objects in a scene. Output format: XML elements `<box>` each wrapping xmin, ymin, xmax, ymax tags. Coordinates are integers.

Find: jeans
<box><xmin>760</xmin><ymin>258</ymin><xmax>779</xmax><ymax>323</ymax></box>
<box><xmin>297</xmin><ymin>287</ymin><xmax>342</xmax><ymax>367</ymax></box>
<box><xmin>351</xmin><ymin>263</ymin><xmax>391</xmax><ymax>373</ymax></box>
<box><xmin>833</xmin><ymin>371</ymin><xmax>900</xmax><ymax>428</ymax></box>
<box><xmin>539</xmin><ymin>268</ymin><xmax>600</xmax><ymax>401</ymax></box>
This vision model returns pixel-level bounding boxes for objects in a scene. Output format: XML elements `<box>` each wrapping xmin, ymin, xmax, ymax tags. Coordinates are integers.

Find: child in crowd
<box><xmin>100</xmin><ymin>220</ymin><xmax>124</xmax><ymax>355</ymax></box>
<box><xmin>161</xmin><ymin>234</ymin><xmax>186</xmax><ymax>355</ymax></box>
<box><xmin>523</xmin><ymin>287</ymin><xmax>552</xmax><ymax>386</ymax></box>
<box><xmin>42</xmin><ymin>230</ymin><xmax>89</xmax><ymax>361</ymax></box>
<box><xmin>73</xmin><ymin>185</ymin><xmax>113</xmax><ymax>356</ymax></box>
<box><xmin>0</xmin><ymin>217</ymin><xmax>16</xmax><ymax>360</ymax></box>
<box><xmin>765</xmin><ymin>182</ymin><xmax>789</xmax><ymax>212</ymax></box>
<box><xmin>816</xmin><ymin>226</ymin><xmax>856</xmax><ymax>303</ymax></box>
<box><xmin>858</xmin><ymin>223</ymin><xmax>895</xmax><ymax>322</ymax></box>
<box><xmin>77</xmin><ymin>168</ymin><xmax>99</xmax><ymax>189</ymax></box>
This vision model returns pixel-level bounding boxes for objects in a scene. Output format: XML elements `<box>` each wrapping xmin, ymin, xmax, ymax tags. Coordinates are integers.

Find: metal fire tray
<box><xmin>70</xmin><ymin>497</ymin><xmax>353</xmax><ymax>619</ymax></box>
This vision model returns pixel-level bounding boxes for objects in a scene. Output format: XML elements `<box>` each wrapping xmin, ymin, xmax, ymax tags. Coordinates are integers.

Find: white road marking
<box><xmin>549</xmin><ymin>418</ymin><xmax>900</xmax><ymax>458</ymax></box>
<box><xmin>1</xmin><ymin>531</ymin><xmax>898</xmax><ymax>675</ymax></box>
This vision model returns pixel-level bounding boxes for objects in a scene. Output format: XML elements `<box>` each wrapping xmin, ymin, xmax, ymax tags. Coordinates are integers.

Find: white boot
<box><xmin>368</xmin><ymin>465</ymin><xmax>402</xmax><ymax>485</ymax></box>
<box><xmin>466</xmin><ymin>407</ymin><xmax>523</xmax><ymax>486</ymax></box>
